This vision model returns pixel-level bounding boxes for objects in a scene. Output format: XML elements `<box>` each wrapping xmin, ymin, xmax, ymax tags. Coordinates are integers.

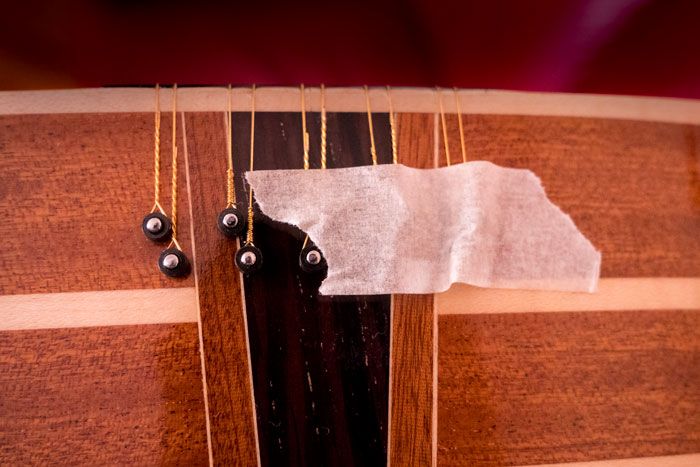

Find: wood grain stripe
<box><xmin>0</xmin><ymin>323</ymin><xmax>208</xmax><ymax>465</ymax></box>
<box><xmin>437</xmin><ymin>278</ymin><xmax>700</xmax><ymax>315</ymax></box>
<box><xmin>0</xmin><ymin>287</ymin><xmax>197</xmax><ymax>330</ymax></box>
<box><xmin>0</xmin><ymin>113</ymin><xmax>194</xmax><ymax>295</ymax></box>
<box><xmin>438</xmin><ymin>310</ymin><xmax>700</xmax><ymax>466</ymax></box>
<box><xmin>2</xmin><ymin>88</ymin><xmax>700</xmax><ymax>125</ymax></box>
<box><xmin>184</xmin><ymin>112</ymin><xmax>259</xmax><ymax>466</ymax></box>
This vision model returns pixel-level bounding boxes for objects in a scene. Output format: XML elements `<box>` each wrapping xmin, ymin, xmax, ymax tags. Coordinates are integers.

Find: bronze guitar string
<box><xmin>156</xmin><ymin>84</ymin><xmax>190</xmax><ymax>277</ymax></box>
<box><xmin>235</xmin><ymin>85</ymin><xmax>263</xmax><ymax>273</ymax></box>
<box><xmin>216</xmin><ymin>85</ymin><xmax>246</xmax><ymax>239</ymax></box>
<box><xmin>298</xmin><ymin>85</ymin><xmax>328</xmax><ymax>272</ymax></box>
<box><xmin>437</xmin><ymin>86</ymin><xmax>452</xmax><ymax>167</ymax></box>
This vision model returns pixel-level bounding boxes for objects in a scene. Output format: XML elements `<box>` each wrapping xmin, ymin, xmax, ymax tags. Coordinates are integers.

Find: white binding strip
<box><xmin>437</xmin><ymin>277</ymin><xmax>700</xmax><ymax>315</ymax></box>
<box><xmin>0</xmin><ymin>287</ymin><xmax>198</xmax><ymax>331</ymax></box>
<box><xmin>1</xmin><ymin>87</ymin><xmax>700</xmax><ymax>124</ymax></box>
<box><xmin>522</xmin><ymin>453</ymin><xmax>700</xmax><ymax>467</ymax></box>
<box><xmin>1</xmin><ymin>277</ymin><xmax>698</xmax><ymax>332</ymax></box>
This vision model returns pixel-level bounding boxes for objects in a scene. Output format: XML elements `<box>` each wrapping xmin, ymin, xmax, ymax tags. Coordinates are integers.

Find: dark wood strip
<box><xmin>234</xmin><ymin>111</ymin><xmax>392</xmax><ymax>466</ymax></box>
<box><xmin>438</xmin><ymin>310</ymin><xmax>700</xmax><ymax>466</ymax></box>
<box><xmin>426</xmin><ymin>114</ymin><xmax>700</xmax><ymax>277</ymax></box>
<box><xmin>0</xmin><ymin>323</ymin><xmax>208</xmax><ymax>465</ymax></box>
<box><xmin>184</xmin><ymin>112</ymin><xmax>259</xmax><ymax>466</ymax></box>
<box><xmin>0</xmin><ymin>113</ymin><xmax>194</xmax><ymax>295</ymax></box>
<box><xmin>389</xmin><ymin>113</ymin><xmax>436</xmax><ymax>467</ymax></box>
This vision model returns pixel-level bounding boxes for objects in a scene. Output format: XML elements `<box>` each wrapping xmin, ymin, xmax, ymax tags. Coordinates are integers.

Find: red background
<box><xmin>0</xmin><ymin>0</ymin><xmax>698</xmax><ymax>98</ymax></box>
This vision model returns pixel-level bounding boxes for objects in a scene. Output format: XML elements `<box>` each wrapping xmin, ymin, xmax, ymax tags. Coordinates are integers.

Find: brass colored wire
<box><xmin>245</xmin><ymin>85</ymin><xmax>256</xmax><ymax>245</ymax></box>
<box><xmin>301</xmin><ymin>84</ymin><xmax>310</xmax><ymax>170</ymax></box>
<box><xmin>302</xmin><ymin>84</ymin><xmax>329</xmax><ymax>250</ymax></box>
<box><xmin>226</xmin><ymin>84</ymin><xmax>236</xmax><ymax>207</ymax></box>
<box><xmin>364</xmin><ymin>85</ymin><xmax>378</xmax><ymax>165</ymax></box>
<box><xmin>453</xmin><ymin>87</ymin><xmax>467</xmax><ymax>163</ymax></box>
<box><xmin>437</xmin><ymin>87</ymin><xmax>451</xmax><ymax>166</ymax></box>
<box><xmin>320</xmin><ymin>84</ymin><xmax>327</xmax><ymax>169</ymax></box>
<box><xmin>151</xmin><ymin>84</ymin><xmax>165</xmax><ymax>213</ymax></box>
<box><xmin>169</xmin><ymin>84</ymin><xmax>181</xmax><ymax>249</ymax></box>
<box><xmin>386</xmin><ymin>86</ymin><xmax>398</xmax><ymax>164</ymax></box>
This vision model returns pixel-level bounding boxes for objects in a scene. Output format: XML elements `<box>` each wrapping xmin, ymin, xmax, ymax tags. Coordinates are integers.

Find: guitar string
<box><xmin>364</xmin><ymin>86</ymin><xmax>378</xmax><ymax>166</ymax></box>
<box><xmin>453</xmin><ymin>87</ymin><xmax>467</xmax><ymax>163</ymax></box>
<box><xmin>300</xmin><ymin>84</ymin><xmax>311</xmax><ymax>248</ymax></box>
<box><xmin>300</xmin><ymin>84</ymin><xmax>329</xmax><ymax>250</ymax></box>
<box><xmin>437</xmin><ymin>86</ymin><xmax>451</xmax><ymax>166</ymax></box>
<box><xmin>226</xmin><ymin>84</ymin><xmax>236</xmax><ymax>207</ymax></box>
<box><xmin>151</xmin><ymin>84</ymin><xmax>165</xmax><ymax>214</ymax></box>
<box><xmin>320</xmin><ymin>84</ymin><xmax>327</xmax><ymax>169</ymax></box>
<box><xmin>301</xmin><ymin>84</ymin><xmax>310</xmax><ymax>170</ymax></box>
<box><xmin>168</xmin><ymin>84</ymin><xmax>182</xmax><ymax>251</ymax></box>
<box><xmin>386</xmin><ymin>86</ymin><xmax>398</xmax><ymax>164</ymax></box>
<box><xmin>245</xmin><ymin>85</ymin><xmax>256</xmax><ymax>245</ymax></box>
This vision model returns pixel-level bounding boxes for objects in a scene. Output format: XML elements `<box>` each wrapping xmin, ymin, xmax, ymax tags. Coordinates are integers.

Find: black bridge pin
<box><xmin>236</xmin><ymin>244</ymin><xmax>263</xmax><ymax>274</ymax></box>
<box><xmin>217</xmin><ymin>206</ymin><xmax>246</xmax><ymax>238</ymax></box>
<box><xmin>299</xmin><ymin>244</ymin><xmax>327</xmax><ymax>273</ymax></box>
<box><xmin>158</xmin><ymin>248</ymin><xmax>191</xmax><ymax>278</ymax></box>
<box><xmin>142</xmin><ymin>212</ymin><xmax>172</xmax><ymax>242</ymax></box>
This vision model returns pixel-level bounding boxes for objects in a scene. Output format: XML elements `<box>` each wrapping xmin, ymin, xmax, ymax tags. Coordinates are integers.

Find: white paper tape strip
<box><xmin>248</xmin><ymin>162</ymin><xmax>601</xmax><ymax>295</ymax></box>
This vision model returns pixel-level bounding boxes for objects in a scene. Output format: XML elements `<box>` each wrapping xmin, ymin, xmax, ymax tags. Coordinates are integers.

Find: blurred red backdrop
<box><xmin>0</xmin><ymin>0</ymin><xmax>698</xmax><ymax>98</ymax></box>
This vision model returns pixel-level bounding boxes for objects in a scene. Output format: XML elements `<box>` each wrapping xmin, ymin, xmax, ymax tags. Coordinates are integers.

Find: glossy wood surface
<box><xmin>438</xmin><ymin>310</ymin><xmax>700</xmax><ymax>466</ymax></box>
<box><xmin>0</xmin><ymin>113</ymin><xmax>193</xmax><ymax>295</ymax></box>
<box><xmin>0</xmin><ymin>323</ymin><xmax>208</xmax><ymax>465</ymax></box>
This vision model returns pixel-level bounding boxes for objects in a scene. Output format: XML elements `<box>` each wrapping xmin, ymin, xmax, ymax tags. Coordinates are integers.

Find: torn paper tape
<box><xmin>247</xmin><ymin>162</ymin><xmax>601</xmax><ymax>296</ymax></box>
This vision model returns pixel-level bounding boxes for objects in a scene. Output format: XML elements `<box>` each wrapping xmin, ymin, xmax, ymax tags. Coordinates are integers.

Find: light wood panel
<box><xmin>0</xmin><ymin>287</ymin><xmax>198</xmax><ymax>330</ymax></box>
<box><xmin>2</xmin><ymin>88</ymin><xmax>700</xmax><ymax>125</ymax></box>
<box><xmin>0</xmin><ymin>323</ymin><xmax>208</xmax><ymax>465</ymax></box>
<box><xmin>436</xmin><ymin>278</ymin><xmax>700</xmax><ymax>315</ymax></box>
<box><xmin>0</xmin><ymin>113</ymin><xmax>193</xmax><ymax>295</ymax></box>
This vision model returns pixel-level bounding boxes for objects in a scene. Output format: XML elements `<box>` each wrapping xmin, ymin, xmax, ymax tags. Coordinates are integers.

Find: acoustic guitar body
<box><xmin>0</xmin><ymin>87</ymin><xmax>697</xmax><ymax>466</ymax></box>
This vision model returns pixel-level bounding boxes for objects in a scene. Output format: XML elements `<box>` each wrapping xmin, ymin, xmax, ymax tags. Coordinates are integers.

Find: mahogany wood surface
<box><xmin>436</xmin><ymin>114</ymin><xmax>700</xmax><ymax>277</ymax></box>
<box><xmin>0</xmin><ymin>113</ymin><xmax>194</xmax><ymax>295</ymax></box>
<box><xmin>183</xmin><ymin>112</ymin><xmax>259</xmax><ymax>466</ymax></box>
<box><xmin>389</xmin><ymin>294</ymin><xmax>435</xmax><ymax>467</ymax></box>
<box><xmin>0</xmin><ymin>323</ymin><xmax>208</xmax><ymax>465</ymax></box>
<box><xmin>438</xmin><ymin>310</ymin><xmax>700</xmax><ymax>466</ymax></box>
<box><xmin>231</xmin><ymin>111</ymin><xmax>393</xmax><ymax>467</ymax></box>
